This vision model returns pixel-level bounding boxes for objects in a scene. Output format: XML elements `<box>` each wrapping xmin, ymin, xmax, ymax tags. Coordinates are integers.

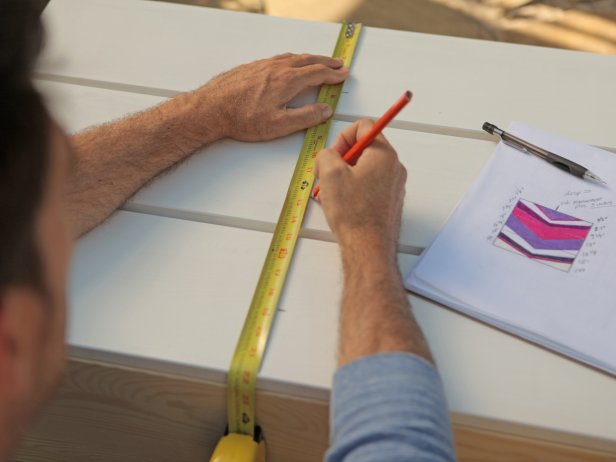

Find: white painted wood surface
<box><xmin>38</xmin><ymin>0</ymin><xmax>616</xmax><ymax>446</ymax></box>
<box><xmin>37</xmin><ymin>80</ymin><xmax>492</xmax><ymax>250</ymax></box>
<box><xmin>69</xmin><ymin>211</ymin><xmax>342</xmax><ymax>398</ymax></box>
<box><xmin>70</xmin><ymin>211</ymin><xmax>616</xmax><ymax>442</ymax></box>
<box><xmin>39</xmin><ymin>0</ymin><xmax>616</xmax><ymax>148</ymax></box>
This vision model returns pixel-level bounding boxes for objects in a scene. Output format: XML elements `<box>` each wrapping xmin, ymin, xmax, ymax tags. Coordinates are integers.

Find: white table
<box><xmin>17</xmin><ymin>0</ymin><xmax>616</xmax><ymax>460</ymax></box>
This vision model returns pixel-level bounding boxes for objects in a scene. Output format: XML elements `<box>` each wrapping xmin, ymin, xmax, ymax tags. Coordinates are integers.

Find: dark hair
<box><xmin>0</xmin><ymin>0</ymin><xmax>49</xmax><ymax>293</ymax></box>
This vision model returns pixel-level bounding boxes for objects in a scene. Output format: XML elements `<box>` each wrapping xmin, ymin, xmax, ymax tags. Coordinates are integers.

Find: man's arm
<box><xmin>67</xmin><ymin>53</ymin><xmax>348</xmax><ymax>236</ymax></box>
<box><xmin>315</xmin><ymin>120</ymin><xmax>456</xmax><ymax>461</ymax></box>
<box><xmin>315</xmin><ymin>120</ymin><xmax>431</xmax><ymax>365</ymax></box>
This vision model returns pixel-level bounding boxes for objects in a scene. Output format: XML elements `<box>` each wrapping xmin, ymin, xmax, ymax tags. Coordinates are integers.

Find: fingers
<box><xmin>284</xmin><ymin>64</ymin><xmax>348</xmax><ymax>101</ymax></box>
<box><xmin>354</xmin><ymin>136</ymin><xmax>396</xmax><ymax>167</ymax></box>
<box><xmin>315</xmin><ymin>147</ymin><xmax>349</xmax><ymax>180</ymax></box>
<box><xmin>330</xmin><ymin>119</ymin><xmax>375</xmax><ymax>154</ymax></box>
<box><xmin>279</xmin><ymin>103</ymin><xmax>333</xmax><ymax>135</ymax></box>
<box><xmin>297</xmin><ymin>63</ymin><xmax>349</xmax><ymax>87</ymax></box>
<box><xmin>287</xmin><ymin>53</ymin><xmax>344</xmax><ymax>69</ymax></box>
<box><xmin>330</xmin><ymin>119</ymin><xmax>394</xmax><ymax>159</ymax></box>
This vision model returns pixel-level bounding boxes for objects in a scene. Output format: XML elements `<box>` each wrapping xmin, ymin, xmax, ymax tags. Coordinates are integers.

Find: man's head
<box><xmin>0</xmin><ymin>0</ymin><xmax>72</xmax><ymax>456</ymax></box>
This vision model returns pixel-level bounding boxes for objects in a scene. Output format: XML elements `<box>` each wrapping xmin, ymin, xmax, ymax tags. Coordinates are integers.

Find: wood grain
<box><xmin>14</xmin><ymin>358</ymin><xmax>329</xmax><ymax>462</ymax></box>
<box><xmin>13</xmin><ymin>358</ymin><xmax>616</xmax><ymax>462</ymax></box>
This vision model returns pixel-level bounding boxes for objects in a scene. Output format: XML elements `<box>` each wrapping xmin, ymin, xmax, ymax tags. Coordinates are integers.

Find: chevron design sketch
<box><xmin>494</xmin><ymin>199</ymin><xmax>592</xmax><ymax>271</ymax></box>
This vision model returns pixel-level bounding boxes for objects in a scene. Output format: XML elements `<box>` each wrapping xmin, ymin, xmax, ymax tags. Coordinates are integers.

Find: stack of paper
<box><xmin>405</xmin><ymin>123</ymin><xmax>616</xmax><ymax>375</ymax></box>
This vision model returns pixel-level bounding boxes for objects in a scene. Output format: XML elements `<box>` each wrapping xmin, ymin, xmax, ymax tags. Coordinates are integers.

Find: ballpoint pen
<box><xmin>482</xmin><ymin>122</ymin><xmax>606</xmax><ymax>185</ymax></box>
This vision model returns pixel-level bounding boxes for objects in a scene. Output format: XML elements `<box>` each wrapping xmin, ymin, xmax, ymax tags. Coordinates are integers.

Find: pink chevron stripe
<box><xmin>512</xmin><ymin>205</ymin><xmax>591</xmax><ymax>240</ymax></box>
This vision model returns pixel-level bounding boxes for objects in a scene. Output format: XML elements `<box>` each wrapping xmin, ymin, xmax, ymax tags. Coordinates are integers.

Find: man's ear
<box><xmin>0</xmin><ymin>286</ymin><xmax>45</xmax><ymax>397</ymax></box>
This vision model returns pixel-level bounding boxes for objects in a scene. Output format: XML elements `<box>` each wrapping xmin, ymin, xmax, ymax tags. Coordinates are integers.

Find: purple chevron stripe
<box><xmin>504</xmin><ymin>215</ymin><xmax>586</xmax><ymax>251</ymax></box>
<box><xmin>517</xmin><ymin>201</ymin><xmax>592</xmax><ymax>230</ymax></box>
<box><xmin>536</xmin><ymin>203</ymin><xmax>582</xmax><ymax>222</ymax></box>
<box><xmin>496</xmin><ymin>234</ymin><xmax>575</xmax><ymax>264</ymax></box>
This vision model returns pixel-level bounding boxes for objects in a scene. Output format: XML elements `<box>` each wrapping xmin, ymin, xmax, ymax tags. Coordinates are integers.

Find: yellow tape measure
<box><xmin>210</xmin><ymin>22</ymin><xmax>362</xmax><ymax>462</ymax></box>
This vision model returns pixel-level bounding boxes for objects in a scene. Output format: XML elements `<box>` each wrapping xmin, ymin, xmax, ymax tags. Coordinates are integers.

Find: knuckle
<box><xmin>312</xmin><ymin>63</ymin><xmax>329</xmax><ymax>73</ymax></box>
<box><xmin>316</xmin><ymin>149</ymin><xmax>334</xmax><ymax>164</ymax></box>
<box><xmin>279</xmin><ymin>66</ymin><xmax>293</xmax><ymax>78</ymax></box>
<box><xmin>357</xmin><ymin>118</ymin><xmax>375</xmax><ymax>132</ymax></box>
<box><xmin>316</xmin><ymin>151</ymin><xmax>344</xmax><ymax>177</ymax></box>
<box><xmin>308</xmin><ymin>105</ymin><xmax>323</xmax><ymax>123</ymax></box>
<box><xmin>294</xmin><ymin>105</ymin><xmax>322</xmax><ymax>126</ymax></box>
<box><xmin>399</xmin><ymin>164</ymin><xmax>408</xmax><ymax>181</ymax></box>
<box><xmin>298</xmin><ymin>63</ymin><xmax>328</xmax><ymax>80</ymax></box>
<box><xmin>276</xmin><ymin>67</ymin><xmax>296</xmax><ymax>83</ymax></box>
<box><xmin>325</xmin><ymin>160</ymin><xmax>347</xmax><ymax>178</ymax></box>
<box><xmin>272</xmin><ymin>112</ymin><xmax>291</xmax><ymax>131</ymax></box>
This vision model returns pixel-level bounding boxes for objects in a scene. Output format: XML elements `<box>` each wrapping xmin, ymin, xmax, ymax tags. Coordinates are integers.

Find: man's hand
<box><xmin>315</xmin><ymin>119</ymin><xmax>407</xmax><ymax>254</ymax></box>
<box><xmin>185</xmin><ymin>53</ymin><xmax>348</xmax><ymax>142</ymax></box>
<box><xmin>316</xmin><ymin>120</ymin><xmax>433</xmax><ymax>367</ymax></box>
<box><xmin>69</xmin><ymin>52</ymin><xmax>347</xmax><ymax>236</ymax></box>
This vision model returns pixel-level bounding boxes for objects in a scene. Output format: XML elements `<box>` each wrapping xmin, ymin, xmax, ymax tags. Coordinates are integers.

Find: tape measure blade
<box><xmin>225</xmin><ymin>21</ymin><xmax>362</xmax><ymax>438</ymax></box>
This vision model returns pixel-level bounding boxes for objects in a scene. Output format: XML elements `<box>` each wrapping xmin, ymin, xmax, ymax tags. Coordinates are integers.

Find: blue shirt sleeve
<box><xmin>326</xmin><ymin>352</ymin><xmax>456</xmax><ymax>462</ymax></box>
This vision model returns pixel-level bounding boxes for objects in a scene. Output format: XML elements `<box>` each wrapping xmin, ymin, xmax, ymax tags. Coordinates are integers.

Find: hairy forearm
<box><xmin>68</xmin><ymin>92</ymin><xmax>222</xmax><ymax>237</ymax></box>
<box><xmin>337</xmin><ymin>232</ymin><xmax>433</xmax><ymax>367</ymax></box>
<box><xmin>66</xmin><ymin>54</ymin><xmax>348</xmax><ymax>237</ymax></box>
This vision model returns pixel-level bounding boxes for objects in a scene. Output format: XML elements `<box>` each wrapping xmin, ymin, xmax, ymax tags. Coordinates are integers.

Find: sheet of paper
<box><xmin>406</xmin><ymin>122</ymin><xmax>616</xmax><ymax>374</ymax></box>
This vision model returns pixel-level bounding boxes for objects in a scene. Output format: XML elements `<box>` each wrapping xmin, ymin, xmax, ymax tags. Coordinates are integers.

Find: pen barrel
<box><xmin>545</xmin><ymin>152</ymin><xmax>587</xmax><ymax>178</ymax></box>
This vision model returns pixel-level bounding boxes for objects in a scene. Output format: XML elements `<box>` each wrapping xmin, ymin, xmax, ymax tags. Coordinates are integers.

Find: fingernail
<box><xmin>321</xmin><ymin>105</ymin><xmax>333</xmax><ymax>119</ymax></box>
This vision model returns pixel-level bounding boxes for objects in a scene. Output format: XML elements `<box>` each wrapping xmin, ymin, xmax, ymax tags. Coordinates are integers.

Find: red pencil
<box><xmin>312</xmin><ymin>90</ymin><xmax>412</xmax><ymax>198</ymax></box>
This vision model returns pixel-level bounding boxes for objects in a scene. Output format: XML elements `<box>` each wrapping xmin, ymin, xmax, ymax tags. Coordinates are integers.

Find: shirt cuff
<box><xmin>326</xmin><ymin>352</ymin><xmax>456</xmax><ymax>462</ymax></box>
